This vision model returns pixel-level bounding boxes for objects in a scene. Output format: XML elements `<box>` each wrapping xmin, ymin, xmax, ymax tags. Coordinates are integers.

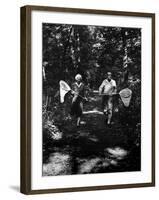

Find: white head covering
<box><xmin>75</xmin><ymin>74</ymin><xmax>82</xmax><ymax>81</ymax></box>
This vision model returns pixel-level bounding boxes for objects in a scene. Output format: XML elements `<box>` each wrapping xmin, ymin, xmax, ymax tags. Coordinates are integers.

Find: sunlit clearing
<box><xmin>105</xmin><ymin>147</ymin><xmax>128</xmax><ymax>160</ymax></box>
<box><xmin>43</xmin><ymin>152</ymin><xmax>71</xmax><ymax>176</ymax></box>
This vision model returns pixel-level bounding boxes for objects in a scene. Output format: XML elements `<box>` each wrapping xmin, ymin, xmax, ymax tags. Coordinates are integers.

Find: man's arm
<box><xmin>99</xmin><ymin>80</ymin><xmax>105</xmax><ymax>94</ymax></box>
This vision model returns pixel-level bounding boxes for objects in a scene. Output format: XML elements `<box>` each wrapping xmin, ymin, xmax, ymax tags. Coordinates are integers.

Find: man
<box><xmin>99</xmin><ymin>72</ymin><xmax>117</xmax><ymax>125</ymax></box>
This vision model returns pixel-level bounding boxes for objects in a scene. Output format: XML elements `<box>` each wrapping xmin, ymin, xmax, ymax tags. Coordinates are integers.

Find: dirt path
<box><xmin>43</xmin><ymin>93</ymin><xmax>140</xmax><ymax>176</ymax></box>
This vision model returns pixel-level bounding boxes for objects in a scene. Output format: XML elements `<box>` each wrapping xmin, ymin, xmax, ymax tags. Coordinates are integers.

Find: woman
<box><xmin>70</xmin><ymin>74</ymin><xmax>86</xmax><ymax>126</ymax></box>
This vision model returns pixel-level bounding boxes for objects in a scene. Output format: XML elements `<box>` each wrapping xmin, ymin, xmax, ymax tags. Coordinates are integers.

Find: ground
<box><xmin>43</xmin><ymin>92</ymin><xmax>140</xmax><ymax>176</ymax></box>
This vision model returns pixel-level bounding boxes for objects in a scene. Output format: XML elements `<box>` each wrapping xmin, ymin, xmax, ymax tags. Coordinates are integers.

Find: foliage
<box><xmin>43</xmin><ymin>24</ymin><xmax>141</xmax><ymax>92</ymax></box>
<box><xmin>42</xmin><ymin>23</ymin><xmax>141</xmax><ymax>155</ymax></box>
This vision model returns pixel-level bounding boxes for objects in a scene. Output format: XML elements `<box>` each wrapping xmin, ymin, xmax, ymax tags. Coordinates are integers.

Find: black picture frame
<box><xmin>20</xmin><ymin>5</ymin><xmax>155</xmax><ymax>194</ymax></box>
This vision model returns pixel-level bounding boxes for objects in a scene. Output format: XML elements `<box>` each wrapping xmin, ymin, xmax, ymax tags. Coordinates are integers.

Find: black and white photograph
<box><xmin>20</xmin><ymin>5</ymin><xmax>155</xmax><ymax>194</ymax></box>
<box><xmin>42</xmin><ymin>23</ymin><xmax>141</xmax><ymax>176</ymax></box>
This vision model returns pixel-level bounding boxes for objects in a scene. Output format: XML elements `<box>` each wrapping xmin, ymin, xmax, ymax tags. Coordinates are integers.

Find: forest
<box><xmin>42</xmin><ymin>23</ymin><xmax>141</xmax><ymax>176</ymax></box>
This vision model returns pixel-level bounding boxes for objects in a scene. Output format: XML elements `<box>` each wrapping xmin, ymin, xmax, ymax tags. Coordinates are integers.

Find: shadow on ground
<box><xmin>43</xmin><ymin>94</ymin><xmax>140</xmax><ymax>176</ymax></box>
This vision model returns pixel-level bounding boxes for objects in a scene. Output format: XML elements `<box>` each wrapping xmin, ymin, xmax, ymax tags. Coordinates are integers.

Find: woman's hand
<box><xmin>72</xmin><ymin>95</ymin><xmax>78</xmax><ymax>103</ymax></box>
<box><xmin>84</xmin><ymin>97</ymin><xmax>88</xmax><ymax>102</ymax></box>
<box><xmin>71</xmin><ymin>90</ymin><xmax>75</xmax><ymax>95</ymax></box>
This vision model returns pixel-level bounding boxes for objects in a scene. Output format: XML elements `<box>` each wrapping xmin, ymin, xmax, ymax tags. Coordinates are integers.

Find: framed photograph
<box><xmin>20</xmin><ymin>5</ymin><xmax>155</xmax><ymax>194</ymax></box>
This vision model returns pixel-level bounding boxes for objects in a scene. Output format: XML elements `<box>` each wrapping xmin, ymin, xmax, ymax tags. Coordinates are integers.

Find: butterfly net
<box><xmin>119</xmin><ymin>88</ymin><xmax>132</xmax><ymax>107</ymax></box>
<box><xmin>59</xmin><ymin>80</ymin><xmax>71</xmax><ymax>103</ymax></box>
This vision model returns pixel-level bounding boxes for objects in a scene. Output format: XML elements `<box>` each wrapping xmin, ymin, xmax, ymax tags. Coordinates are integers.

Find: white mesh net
<box><xmin>119</xmin><ymin>88</ymin><xmax>132</xmax><ymax>107</ymax></box>
<box><xmin>59</xmin><ymin>80</ymin><xmax>71</xmax><ymax>103</ymax></box>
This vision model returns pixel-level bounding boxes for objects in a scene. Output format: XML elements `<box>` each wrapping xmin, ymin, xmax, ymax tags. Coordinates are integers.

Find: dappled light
<box><xmin>43</xmin><ymin>152</ymin><xmax>71</xmax><ymax>176</ymax></box>
<box><xmin>78</xmin><ymin>158</ymin><xmax>101</xmax><ymax>174</ymax></box>
<box><xmin>105</xmin><ymin>147</ymin><xmax>128</xmax><ymax>160</ymax></box>
<box><xmin>43</xmin><ymin>147</ymin><xmax>129</xmax><ymax>175</ymax></box>
<box><xmin>42</xmin><ymin>23</ymin><xmax>141</xmax><ymax>176</ymax></box>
